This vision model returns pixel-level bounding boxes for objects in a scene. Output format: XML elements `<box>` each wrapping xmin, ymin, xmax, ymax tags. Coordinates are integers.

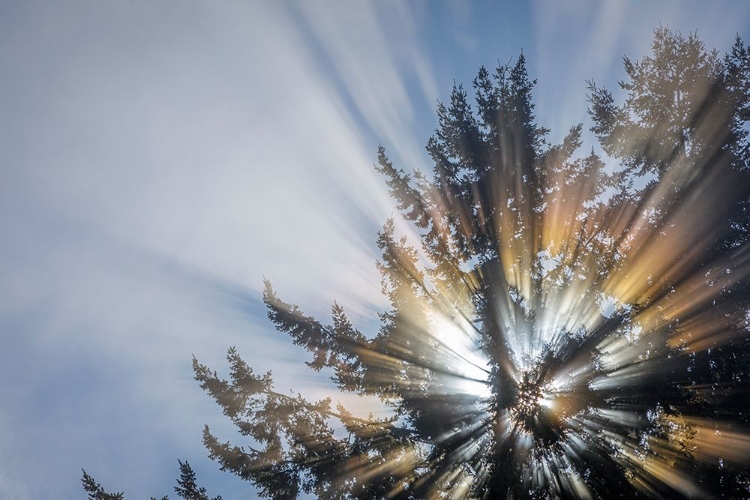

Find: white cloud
<box><xmin>1</xmin><ymin>1</ymin><xmax>748</xmax><ymax>498</ymax></box>
<box><xmin>0</xmin><ymin>1</ymin><xmax>434</xmax><ymax>497</ymax></box>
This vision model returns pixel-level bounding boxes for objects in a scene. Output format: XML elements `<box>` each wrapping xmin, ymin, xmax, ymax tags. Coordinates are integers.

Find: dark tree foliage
<box><xmin>82</xmin><ymin>461</ymin><xmax>220</xmax><ymax>500</ymax></box>
<box><xmin>85</xmin><ymin>29</ymin><xmax>750</xmax><ymax>499</ymax></box>
<box><xmin>174</xmin><ymin>460</ymin><xmax>223</xmax><ymax>500</ymax></box>
<box><xmin>82</xmin><ymin>470</ymin><xmax>125</xmax><ymax>500</ymax></box>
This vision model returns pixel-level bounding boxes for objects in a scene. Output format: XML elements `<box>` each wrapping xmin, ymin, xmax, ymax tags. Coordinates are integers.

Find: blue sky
<box><xmin>1</xmin><ymin>1</ymin><xmax>749</xmax><ymax>498</ymax></box>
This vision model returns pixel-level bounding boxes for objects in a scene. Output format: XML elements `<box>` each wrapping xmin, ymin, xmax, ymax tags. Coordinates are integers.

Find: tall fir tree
<box><xmin>85</xmin><ymin>29</ymin><xmax>750</xmax><ymax>499</ymax></box>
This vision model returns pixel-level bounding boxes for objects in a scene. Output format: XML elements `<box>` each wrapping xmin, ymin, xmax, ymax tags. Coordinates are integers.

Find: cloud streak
<box><xmin>0</xmin><ymin>1</ymin><xmax>749</xmax><ymax>498</ymax></box>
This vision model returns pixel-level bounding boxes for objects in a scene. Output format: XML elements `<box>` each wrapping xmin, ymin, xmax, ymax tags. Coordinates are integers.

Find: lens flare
<box><xmin>194</xmin><ymin>32</ymin><xmax>750</xmax><ymax>499</ymax></box>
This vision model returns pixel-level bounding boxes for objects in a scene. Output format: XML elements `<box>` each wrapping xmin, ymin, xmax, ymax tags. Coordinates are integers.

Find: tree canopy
<box><xmin>85</xmin><ymin>28</ymin><xmax>750</xmax><ymax>500</ymax></box>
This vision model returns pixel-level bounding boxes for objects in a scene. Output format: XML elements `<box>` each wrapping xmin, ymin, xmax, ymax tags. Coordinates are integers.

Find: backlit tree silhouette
<box><xmin>85</xmin><ymin>28</ymin><xmax>750</xmax><ymax>500</ymax></box>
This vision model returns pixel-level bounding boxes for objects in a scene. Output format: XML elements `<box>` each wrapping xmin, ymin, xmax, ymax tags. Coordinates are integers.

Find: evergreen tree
<box><xmin>85</xmin><ymin>29</ymin><xmax>750</xmax><ymax>499</ymax></box>
<box><xmin>174</xmin><ymin>460</ymin><xmax>222</xmax><ymax>500</ymax></box>
<box><xmin>82</xmin><ymin>470</ymin><xmax>125</xmax><ymax>500</ymax></box>
<box><xmin>82</xmin><ymin>462</ymin><xmax>219</xmax><ymax>500</ymax></box>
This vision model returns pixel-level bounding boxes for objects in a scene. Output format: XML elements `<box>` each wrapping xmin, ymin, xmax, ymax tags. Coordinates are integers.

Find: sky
<box><xmin>1</xmin><ymin>1</ymin><xmax>749</xmax><ymax>498</ymax></box>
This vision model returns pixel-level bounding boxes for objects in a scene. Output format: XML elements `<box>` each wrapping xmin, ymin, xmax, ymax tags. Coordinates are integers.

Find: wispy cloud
<box><xmin>1</xmin><ymin>1</ymin><xmax>748</xmax><ymax>498</ymax></box>
<box><xmin>0</xmin><ymin>1</ymin><xmax>436</xmax><ymax>497</ymax></box>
